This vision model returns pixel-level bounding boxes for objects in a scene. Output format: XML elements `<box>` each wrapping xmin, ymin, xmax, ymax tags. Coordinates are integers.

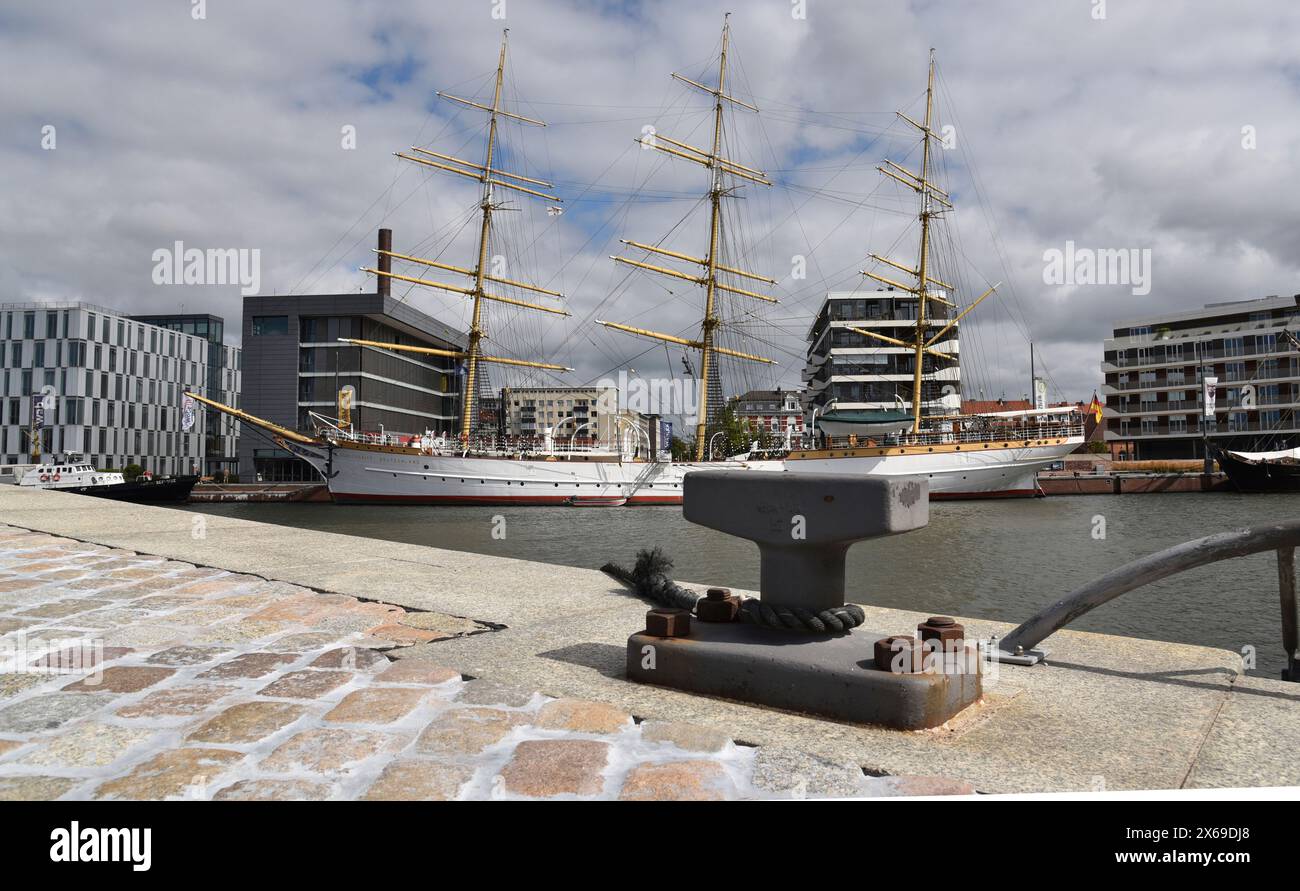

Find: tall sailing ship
<box><xmin>783</xmin><ymin>49</ymin><xmax>1083</xmax><ymax>497</ymax></box>
<box><xmin>189</xmin><ymin>22</ymin><xmax>1082</xmax><ymax>504</ymax></box>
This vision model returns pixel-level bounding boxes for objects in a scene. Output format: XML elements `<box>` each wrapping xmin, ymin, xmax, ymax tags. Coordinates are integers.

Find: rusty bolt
<box><xmin>646</xmin><ymin>608</ymin><xmax>691</xmax><ymax>638</ymax></box>
<box><xmin>918</xmin><ymin>615</ymin><xmax>965</xmax><ymax>647</ymax></box>
<box><xmin>873</xmin><ymin>635</ymin><xmax>922</xmax><ymax>674</ymax></box>
<box><xmin>696</xmin><ymin>591</ymin><xmax>741</xmax><ymax>622</ymax></box>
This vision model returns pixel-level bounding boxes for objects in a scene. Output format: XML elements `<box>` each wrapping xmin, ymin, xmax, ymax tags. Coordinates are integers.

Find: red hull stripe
<box><xmin>929</xmin><ymin>488</ymin><xmax>1040</xmax><ymax>500</ymax></box>
<box><xmin>329</xmin><ymin>488</ymin><xmax>1040</xmax><ymax>504</ymax></box>
<box><xmin>330</xmin><ymin>492</ymin><xmax>682</xmax><ymax>505</ymax></box>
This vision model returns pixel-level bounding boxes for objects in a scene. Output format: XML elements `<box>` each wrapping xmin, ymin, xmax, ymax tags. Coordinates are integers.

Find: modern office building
<box><xmin>1101</xmin><ymin>293</ymin><xmax>1300</xmax><ymax>460</ymax></box>
<box><xmin>803</xmin><ymin>288</ymin><xmax>961</xmax><ymax>416</ymax></box>
<box><xmin>130</xmin><ymin>313</ymin><xmax>241</xmax><ymax>476</ymax></box>
<box><xmin>0</xmin><ymin>302</ymin><xmax>216</xmax><ymax>475</ymax></box>
<box><xmin>731</xmin><ymin>388</ymin><xmax>806</xmax><ymax>443</ymax></box>
<box><xmin>238</xmin><ymin>229</ymin><xmax>467</xmax><ymax>481</ymax></box>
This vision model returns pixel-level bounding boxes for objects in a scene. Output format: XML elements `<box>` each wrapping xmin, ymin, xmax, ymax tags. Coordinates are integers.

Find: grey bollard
<box><xmin>683</xmin><ymin>472</ymin><xmax>928</xmax><ymax>613</ymax></box>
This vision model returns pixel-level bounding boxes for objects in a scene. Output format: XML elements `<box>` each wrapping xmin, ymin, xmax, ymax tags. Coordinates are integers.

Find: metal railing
<box><xmin>996</xmin><ymin>521</ymin><xmax>1300</xmax><ymax>681</ymax></box>
<box><xmin>820</xmin><ymin>417</ymin><xmax>1085</xmax><ymax>450</ymax></box>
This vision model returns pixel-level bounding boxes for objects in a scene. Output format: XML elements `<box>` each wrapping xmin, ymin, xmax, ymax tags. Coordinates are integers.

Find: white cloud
<box><xmin>2</xmin><ymin>0</ymin><xmax>1297</xmax><ymax>405</ymax></box>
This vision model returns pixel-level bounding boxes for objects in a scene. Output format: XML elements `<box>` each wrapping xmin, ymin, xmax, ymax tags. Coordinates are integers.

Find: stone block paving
<box><xmin>0</xmin><ymin>524</ymin><xmax>974</xmax><ymax>800</ymax></box>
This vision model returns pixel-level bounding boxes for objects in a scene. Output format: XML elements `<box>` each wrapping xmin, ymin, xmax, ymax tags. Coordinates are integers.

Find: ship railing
<box><xmin>819</xmin><ymin>419</ymin><xmax>1085</xmax><ymax>450</ymax></box>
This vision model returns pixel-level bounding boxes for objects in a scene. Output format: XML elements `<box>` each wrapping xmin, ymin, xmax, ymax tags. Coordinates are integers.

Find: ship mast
<box><xmin>596</xmin><ymin>14</ymin><xmax>777</xmax><ymax>461</ymax></box>
<box><xmin>357</xmin><ymin>30</ymin><xmax>572</xmax><ymax>445</ymax></box>
<box><xmin>850</xmin><ymin>49</ymin><xmax>998</xmax><ymax>433</ymax></box>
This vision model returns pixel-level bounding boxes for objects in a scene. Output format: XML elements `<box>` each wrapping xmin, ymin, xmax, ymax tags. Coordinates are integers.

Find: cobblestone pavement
<box><xmin>0</xmin><ymin>524</ymin><xmax>973</xmax><ymax>800</ymax></box>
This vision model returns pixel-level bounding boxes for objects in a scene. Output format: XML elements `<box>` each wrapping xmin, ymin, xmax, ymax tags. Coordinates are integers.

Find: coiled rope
<box><xmin>601</xmin><ymin>547</ymin><xmax>865</xmax><ymax>634</ymax></box>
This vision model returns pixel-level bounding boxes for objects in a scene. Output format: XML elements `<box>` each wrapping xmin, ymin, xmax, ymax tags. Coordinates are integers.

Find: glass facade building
<box><xmin>129</xmin><ymin>313</ymin><xmax>241</xmax><ymax>475</ymax></box>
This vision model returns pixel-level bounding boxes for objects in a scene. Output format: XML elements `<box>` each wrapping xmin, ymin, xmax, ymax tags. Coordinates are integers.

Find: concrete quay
<box><xmin>1038</xmin><ymin>473</ymin><xmax>1231</xmax><ymax>495</ymax></box>
<box><xmin>1</xmin><ymin>485</ymin><xmax>1298</xmax><ymax>798</ymax></box>
<box><xmin>189</xmin><ymin>483</ymin><xmax>330</xmax><ymax>503</ymax></box>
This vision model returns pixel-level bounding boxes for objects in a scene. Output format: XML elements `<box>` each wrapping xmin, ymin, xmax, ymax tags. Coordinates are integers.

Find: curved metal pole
<box><xmin>568</xmin><ymin>419</ymin><xmax>595</xmax><ymax>451</ymax></box>
<box><xmin>612</xmin><ymin>415</ymin><xmax>650</xmax><ymax>460</ymax></box>
<box><xmin>707</xmin><ymin>431</ymin><xmax>727</xmax><ymax>460</ymax></box>
<box><xmin>1000</xmin><ymin>520</ymin><xmax>1300</xmax><ymax>663</ymax></box>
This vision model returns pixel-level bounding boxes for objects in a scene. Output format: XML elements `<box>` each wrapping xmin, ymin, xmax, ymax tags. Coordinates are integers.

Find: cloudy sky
<box><xmin>3</xmin><ymin>0</ymin><xmax>1297</xmax><ymax>405</ymax></box>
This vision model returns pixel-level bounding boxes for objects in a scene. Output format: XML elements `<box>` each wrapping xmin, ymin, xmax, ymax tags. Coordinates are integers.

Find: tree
<box><xmin>122</xmin><ymin>463</ymin><xmax>144</xmax><ymax>481</ymax></box>
<box><xmin>707</xmin><ymin>403</ymin><xmax>756</xmax><ymax>458</ymax></box>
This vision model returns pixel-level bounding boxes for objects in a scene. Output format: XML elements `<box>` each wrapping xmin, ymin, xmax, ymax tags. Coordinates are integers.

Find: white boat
<box><xmin>17</xmin><ymin>459</ymin><xmax>125</xmax><ymax>490</ymax></box>
<box><xmin>13</xmin><ymin>454</ymin><xmax>200</xmax><ymax>502</ymax></box>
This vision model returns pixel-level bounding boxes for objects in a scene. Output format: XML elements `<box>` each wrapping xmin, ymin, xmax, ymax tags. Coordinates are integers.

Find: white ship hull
<box><xmin>786</xmin><ymin>436</ymin><xmax>1082</xmax><ymax>499</ymax></box>
<box><xmin>281</xmin><ymin>439</ymin><xmax>782</xmax><ymax>504</ymax></box>
<box><xmin>282</xmin><ymin>433</ymin><xmax>1081</xmax><ymax>504</ymax></box>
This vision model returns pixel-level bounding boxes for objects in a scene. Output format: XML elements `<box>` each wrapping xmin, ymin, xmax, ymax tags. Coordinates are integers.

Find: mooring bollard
<box><xmin>626</xmin><ymin>471</ymin><xmax>983</xmax><ymax>730</ymax></box>
<box><xmin>683</xmin><ymin>471</ymin><xmax>929</xmax><ymax>614</ymax></box>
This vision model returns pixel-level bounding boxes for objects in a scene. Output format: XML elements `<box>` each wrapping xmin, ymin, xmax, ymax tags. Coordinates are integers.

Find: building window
<box><xmin>252</xmin><ymin>316</ymin><xmax>289</xmax><ymax>336</ymax></box>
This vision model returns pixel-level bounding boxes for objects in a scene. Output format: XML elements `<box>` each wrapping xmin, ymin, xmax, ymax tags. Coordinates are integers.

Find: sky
<box><xmin>2</xmin><ymin>0</ymin><xmax>1298</xmax><ymax>406</ymax></box>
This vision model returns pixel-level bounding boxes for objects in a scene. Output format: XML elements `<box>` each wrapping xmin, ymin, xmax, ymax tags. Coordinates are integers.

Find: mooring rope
<box><xmin>738</xmin><ymin>599</ymin><xmax>865</xmax><ymax>633</ymax></box>
<box><xmin>601</xmin><ymin>547</ymin><xmax>866</xmax><ymax>634</ymax></box>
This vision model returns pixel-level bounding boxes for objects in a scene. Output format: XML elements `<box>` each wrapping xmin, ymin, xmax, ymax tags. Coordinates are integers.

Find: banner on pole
<box><xmin>1202</xmin><ymin>376</ymin><xmax>1218</xmax><ymax>418</ymax></box>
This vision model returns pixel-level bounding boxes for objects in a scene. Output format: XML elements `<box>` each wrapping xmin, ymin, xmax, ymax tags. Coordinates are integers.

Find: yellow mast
<box><xmin>695</xmin><ymin>19</ymin><xmax>730</xmax><ymax>461</ymax></box>
<box><xmin>461</xmin><ymin>35</ymin><xmax>508</xmax><ymax>444</ymax></box>
<box><xmin>908</xmin><ymin>50</ymin><xmax>936</xmax><ymax>433</ymax></box>
<box><xmin>361</xmin><ymin>30</ymin><xmax>568</xmax><ymax>446</ymax></box>
<box><xmin>596</xmin><ymin>14</ymin><xmax>777</xmax><ymax>461</ymax></box>
<box><xmin>860</xmin><ymin>49</ymin><xmax>999</xmax><ymax>434</ymax></box>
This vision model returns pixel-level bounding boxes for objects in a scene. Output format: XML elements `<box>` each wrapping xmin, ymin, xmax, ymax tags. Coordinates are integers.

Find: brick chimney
<box><xmin>377</xmin><ymin>228</ymin><xmax>392</xmax><ymax>297</ymax></box>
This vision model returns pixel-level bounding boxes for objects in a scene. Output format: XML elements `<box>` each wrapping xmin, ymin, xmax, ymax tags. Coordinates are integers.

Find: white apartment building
<box><xmin>499</xmin><ymin>386</ymin><xmax>618</xmax><ymax>444</ymax></box>
<box><xmin>803</xmin><ymin>288</ymin><xmax>961</xmax><ymax>415</ymax></box>
<box><xmin>1102</xmin><ymin>293</ymin><xmax>1300</xmax><ymax>460</ymax></box>
<box><xmin>0</xmin><ymin>302</ymin><xmax>240</xmax><ymax>475</ymax></box>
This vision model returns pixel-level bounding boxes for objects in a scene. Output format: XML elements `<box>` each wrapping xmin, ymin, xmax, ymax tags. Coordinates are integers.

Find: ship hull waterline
<box><xmin>279</xmin><ymin>436</ymin><xmax>1082</xmax><ymax>504</ymax></box>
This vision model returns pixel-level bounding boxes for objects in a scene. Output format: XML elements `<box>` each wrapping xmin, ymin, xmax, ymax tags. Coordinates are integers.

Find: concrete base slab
<box><xmin>626</xmin><ymin>621</ymin><xmax>981</xmax><ymax>730</ymax></box>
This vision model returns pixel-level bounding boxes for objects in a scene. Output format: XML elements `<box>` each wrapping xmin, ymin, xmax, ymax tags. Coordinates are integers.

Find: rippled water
<box><xmin>180</xmin><ymin>493</ymin><xmax>1300</xmax><ymax>677</ymax></box>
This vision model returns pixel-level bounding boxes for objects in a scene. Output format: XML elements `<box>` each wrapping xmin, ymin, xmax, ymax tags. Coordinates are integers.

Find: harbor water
<box><xmin>178</xmin><ymin>493</ymin><xmax>1300</xmax><ymax>677</ymax></box>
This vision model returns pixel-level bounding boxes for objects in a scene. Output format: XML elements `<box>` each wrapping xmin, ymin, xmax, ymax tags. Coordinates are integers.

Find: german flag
<box><xmin>1087</xmin><ymin>391</ymin><xmax>1103</xmax><ymax>423</ymax></box>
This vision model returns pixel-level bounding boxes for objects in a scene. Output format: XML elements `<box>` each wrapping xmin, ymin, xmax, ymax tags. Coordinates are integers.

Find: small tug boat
<box><xmin>16</xmin><ymin>455</ymin><xmax>199</xmax><ymax>503</ymax></box>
